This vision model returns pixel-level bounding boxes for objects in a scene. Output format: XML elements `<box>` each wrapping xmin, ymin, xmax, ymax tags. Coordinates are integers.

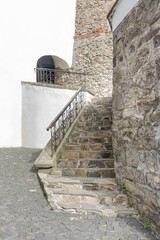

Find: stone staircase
<box><xmin>37</xmin><ymin>97</ymin><xmax>136</xmax><ymax>216</ymax></box>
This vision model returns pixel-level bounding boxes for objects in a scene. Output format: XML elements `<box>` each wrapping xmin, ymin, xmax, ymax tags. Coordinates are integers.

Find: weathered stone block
<box><xmin>126</xmin><ymin>148</ymin><xmax>139</xmax><ymax>168</ymax></box>
<box><xmin>146</xmin><ymin>150</ymin><xmax>158</xmax><ymax>172</ymax></box>
<box><xmin>125</xmin><ymin>181</ymin><xmax>143</xmax><ymax>200</ymax></box>
<box><xmin>74</xmin><ymin>170</ymin><xmax>87</xmax><ymax>177</ymax></box>
<box><xmin>112</xmin><ymin>0</ymin><xmax>160</xmax><ymax>234</ymax></box>
<box><xmin>61</xmin><ymin>151</ymin><xmax>79</xmax><ymax>159</ymax></box>
<box><xmin>58</xmin><ymin>159</ymin><xmax>78</xmax><ymax>168</ymax></box>
<box><xmin>62</xmin><ymin>169</ymin><xmax>74</xmax><ymax>177</ymax></box>
<box><xmin>79</xmin><ymin>152</ymin><xmax>99</xmax><ymax>159</ymax></box>
<box><xmin>81</xmin><ymin>196</ymin><xmax>99</xmax><ymax>204</ymax></box>
<box><xmin>153</xmin><ymin>34</ymin><xmax>160</xmax><ymax>48</ymax></box>
<box><xmin>123</xmin><ymin>108</ymin><xmax>135</xmax><ymax>118</ymax></box>
<box><xmin>147</xmin><ymin>172</ymin><xmax>160</xmax><ymax>190</ymax></box>
<box><xmin>50</xmin><ymin>169</ymin><xmax>62</xmax><ymax>176</ymax></box>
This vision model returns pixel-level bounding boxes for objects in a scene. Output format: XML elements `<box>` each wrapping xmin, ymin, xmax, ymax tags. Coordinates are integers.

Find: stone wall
<box><xmin>70</xmin><ymin>0</ymin><xmax>116</xmax><ymax>97</ymax></box>
<box><xmin>112</xmin><ymin>0</ymin><xmax>160</xmax><ymax>235</ymax></box>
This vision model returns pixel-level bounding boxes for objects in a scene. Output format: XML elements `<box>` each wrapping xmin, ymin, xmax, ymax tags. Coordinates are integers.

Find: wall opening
<box><xmin>36</xmin><ymin>55</ymin><xmax>69</xmax><ymax>84</ymax></box>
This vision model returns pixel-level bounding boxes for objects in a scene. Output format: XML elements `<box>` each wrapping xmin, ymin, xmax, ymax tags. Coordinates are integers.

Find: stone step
<box><xmin>50</xmin><ymin>203</ymin><xmax>136</xmax><ymax>217</ymax></box>
<box><xmin>75</xmin><ymin>126</ymin><xmax>112</xmax><ymax>132</ymax></box>
<box><xmin>39</xmin><ymin>173</ymin><xmax>126</xmax><ymax>205</ymax></box>
<box><xmin>81</xmin><ymin>113</ymin><xmax>112</xmax><ymax>119</ymax></box>
<box><xmin>82</xmin><ymin>105</ymin><xmax>112</xmax><ymax>109</ymax></box>
<box><xmin>50</xmin><ymin>167</ymin><xmax>115</xmax><ymax>178</ymax></box>
<box><xmin>74</xmin><ymin>125</ymin><xmax>112</xmax><ymax>132</ymax></box>
<box><xmin>71</xmin><ymin>129</ymin><xmax>112</xmax><ymax>135</ymax></box>
<box><xmin>76</xmin><ymin>110</ymin><xmax>112</xmax><ymax>117</ymax></box>
<box><xmin>38</xmin><ymin>172</ymin><xmax>137</xmax><ymax>217</ymax></box>
<box><xmin>58</xmin><ymin>158</ymin><xmax>114</xmax><ymax>169</ymax></box>
<box><xmin>91</xmin><ymin>97</ymin><xmax>112</xmax><ymax>104</ymax></box>
<box><xmin>78</xmin><ymin>118</ymin><xmax>112</xmax><ymax>124</ymax></box>
<box><xmin>47</xmin><ymin>189</ymin><xmax>126</xmax><ymax>206</ymax></box>
<box><xmin>61</xmin><ymin>150</ymin><xmax>113</xmax><ymax>159</ymax></box>
<box><xmin>76</xmin><ymin>123</ymin><xmax>112</xmax><ymax>129</ymax></box>
<box><xmin>82</xmin><ymin>109</ymin><xmax>112</xmax><ymax>114</ymax></box>
<box><xmin>38</xmin><ymin>174</ymin><xmax>117</xmax><ymax>191</ymax></box>
<box><xmin>65</xmin><ymin>143</ymin><xmax>113</xmax><ymax>151</ymax></box>
<box><xmin>79</xmin><ymin>116</ymin><xmax>112</xmax><ymax>123</ymax></box>
<box><xmin>68</xmin><ymin>137</ymin><xmax>112</xmax><ymax>144</ymax></box>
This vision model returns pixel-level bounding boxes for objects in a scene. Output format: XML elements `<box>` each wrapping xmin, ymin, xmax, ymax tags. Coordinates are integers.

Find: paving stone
<box><xmin>130</xmin><ymin>234</ymin><xmax>139</xmax><ymax>240</ymax></box>
<box><xmin>0</xmin><ymin>148</ymin><xmax>158</xmax><ymax>240</ymax></box>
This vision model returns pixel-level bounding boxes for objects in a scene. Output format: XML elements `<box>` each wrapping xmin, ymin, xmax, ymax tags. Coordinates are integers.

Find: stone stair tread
<box><xmin>71</xmin><ymin>131</ymin><xmax>112</xmax><ymax>135</ymax></box>
<box><xmin>47</xmin><ymin>188</ymin><xmax>120</xmax><ymax>197</ymax></box>
<box><xmin>69</xmin><ymin>137</ymin><xmax>112</xmax><ymax>140</ymax></box>
<box><xmin>66</xmin><ymin>142</ymin><xmax>112</xmax><ymax>145</ymax></box>
<box><xmin>51</xmin><ymin>167</ymin><xmax>114</xmax><ymax>171</ymax></box>
<box><xmin>39</xmin><ymin>173</ymin><xmax>117</xmax><ymax>191</ymax></box>
<box><xmin>58</xmin><ymin>158</ymin><xmax>114</xmax><ymax>161</ymax></box>
<box><xmin>50</xmin><ymin>167</ymin><xmax>115</xmax><ymax>178</ymax></box>
<box><xmin>51</xmin><ymin>202</ymin><xmax>137</xmax><ymax>217</ymax></box>
<box><xmin>38</xmin><ymin>173</ymin><xmax>116</xmax><ymax>184</ymax></box>
<box><xmin>61</xmin><ymin>150</ymin><xmax>113</xmax><ymax>153</ymax></box>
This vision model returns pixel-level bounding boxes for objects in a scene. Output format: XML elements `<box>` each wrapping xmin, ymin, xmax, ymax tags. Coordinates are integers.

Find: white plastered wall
<box><xmin>22</xmin><ymin>83</ymin><xmax>92</xmax><ymax>149</ymax></box>
<box><xmin>22</xmin><ymin>84</ymin><xmax>77</xmax><ymax>149</ymax></box>
<box><xmin>0</xmin><ymin>0</ymin><xmax>76</xmax><ymax>147</ymax></box>
<box><xmin>110</xmin><ymin>0</ymin><xmax>140</xmax><ymax>31</ymax></box>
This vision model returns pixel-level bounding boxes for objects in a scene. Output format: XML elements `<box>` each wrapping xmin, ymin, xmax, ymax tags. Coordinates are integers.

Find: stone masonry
<box><xmin>36</xmin><ymin>98</ymin><xmax>137</xmax><ymax>217</ymax></box>
<box><xmin>111</xmin><ymin>0</ymin><xmax>160</xmax><ymax>237</ymax></box>
<box><xmin>0</xmin><ymin>149</ymin><xmax>158</xmax><ymax>240</ymax></box>
<box><xmin>54</xmin><ymin>0</ymin><xmax>116</xmax><ymax>97</ymax></box>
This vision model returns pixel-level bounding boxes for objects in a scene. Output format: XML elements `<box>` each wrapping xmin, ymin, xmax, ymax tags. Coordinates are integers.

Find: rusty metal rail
<box><xmin>46</xmin><ymin>83</ymin><xmax>86</xmax><ymax>156</ymax></box>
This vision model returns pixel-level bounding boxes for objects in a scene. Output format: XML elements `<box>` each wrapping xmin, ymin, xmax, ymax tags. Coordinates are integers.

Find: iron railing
<box><xmin>35</xmin><ymin>68</ymin><xmax>55</xmax><ymax>83</ymax></box>
<box><xmin>34</xmin><ymin>68</ymin><xmax>88</xmax><ymax>85</ymax></box>
<box><xmin>46</xmin><ymin>83</ymin><xmax>86</xmax><ymax>156</ymax></box>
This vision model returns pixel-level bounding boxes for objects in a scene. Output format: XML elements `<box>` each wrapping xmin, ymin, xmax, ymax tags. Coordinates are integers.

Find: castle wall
<box><xmin>111</xmin><ymin>0</ymin><xmax>160</xmax><ymax>235</ymax></box>
<box><xmin>70</xmin><ymin>0</ymin><xmax>116</xmax><ymax>97</ymax></box>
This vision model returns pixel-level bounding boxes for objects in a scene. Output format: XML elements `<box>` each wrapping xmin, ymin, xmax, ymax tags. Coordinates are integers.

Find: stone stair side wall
<box><xmin>111</xmin><ymin>0</ymin><xmax>160</xmax><ymax>236</ymax></box>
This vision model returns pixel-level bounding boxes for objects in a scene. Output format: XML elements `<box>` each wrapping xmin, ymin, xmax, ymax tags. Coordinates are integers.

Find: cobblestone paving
<box><xmin>0</xmin><ymin>148</ymin><xmax>158</xmax><ymax>240</ymax></box>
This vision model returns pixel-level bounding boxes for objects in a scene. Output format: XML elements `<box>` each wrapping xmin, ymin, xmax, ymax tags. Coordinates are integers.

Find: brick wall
<box><xmin>112</xmin><ymin>0</ymin><xmax>160</xmax><ymax>235</ymax></box>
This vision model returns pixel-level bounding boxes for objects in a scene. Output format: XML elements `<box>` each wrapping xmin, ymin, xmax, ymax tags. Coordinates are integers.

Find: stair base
<box><xmin>38</xmin><ymin>172</ymin><xmax>138</xmax><ymax>217</ymax></box>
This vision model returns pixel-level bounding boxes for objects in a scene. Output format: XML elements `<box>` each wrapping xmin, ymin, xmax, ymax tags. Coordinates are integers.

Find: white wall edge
<box><xmin>109</xmin><ymin>0</ymin><xmax>140</xmax><ymax>32</ymax></box>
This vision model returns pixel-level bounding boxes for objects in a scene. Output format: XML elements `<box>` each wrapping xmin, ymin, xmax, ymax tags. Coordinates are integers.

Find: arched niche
<box><xmin>36</xmin><ymin>55</ymin><xmax>69</xmax><ymax>83</ymax></box>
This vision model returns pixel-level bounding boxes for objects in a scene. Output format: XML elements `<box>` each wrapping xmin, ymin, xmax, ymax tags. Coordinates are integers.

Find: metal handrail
<box><xmin>46</xmin><ymin>84</ymin><xmax>85</xmax><ymax>131</ymax></box>
<box><xmin>47</xmin><ymin>83</ymin><xmax>86</xmax><ymax>156</ymax></box>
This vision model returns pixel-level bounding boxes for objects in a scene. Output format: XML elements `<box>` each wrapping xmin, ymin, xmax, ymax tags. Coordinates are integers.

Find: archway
<box><xmin>36</xmin><ymin>55</ymin><xmax>69</xmax><ymax>84</ymax></box>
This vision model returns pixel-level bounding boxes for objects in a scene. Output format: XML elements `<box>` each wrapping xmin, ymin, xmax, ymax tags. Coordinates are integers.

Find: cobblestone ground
<box><xmin>0</xmin><ymin>148</ymin><xmax>158</xmax><ymax>240</ymax></box>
